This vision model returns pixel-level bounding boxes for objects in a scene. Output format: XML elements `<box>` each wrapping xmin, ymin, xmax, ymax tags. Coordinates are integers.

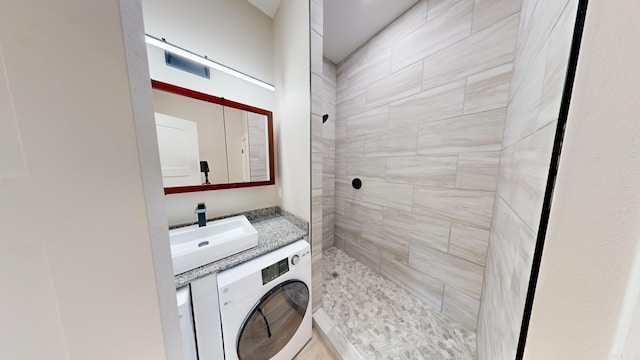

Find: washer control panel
<box><xmin>261</xmin><ymin>258</ymin><xmax>289</xmax><ymax>285</ymax></box>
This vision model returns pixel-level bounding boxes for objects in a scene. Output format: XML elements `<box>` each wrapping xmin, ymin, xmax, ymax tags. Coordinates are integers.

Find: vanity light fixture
<box><xmin>145</xmin><ymin>34</ymin><xmax>276</xmax><ymax>92</ymax></box>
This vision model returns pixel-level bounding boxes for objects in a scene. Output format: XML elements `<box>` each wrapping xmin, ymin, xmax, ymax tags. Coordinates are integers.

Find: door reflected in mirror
<box><xmin>151</xmin><ymin>80</ymin><xmax>274</xmax><ymax>194</ymax></box>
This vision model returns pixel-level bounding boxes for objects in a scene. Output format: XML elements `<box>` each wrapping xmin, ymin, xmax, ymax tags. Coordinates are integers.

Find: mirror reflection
<box><xmin>151</xmin><ymin>81</ymin><xmax>273</xmax><ymax>193</ymax></box>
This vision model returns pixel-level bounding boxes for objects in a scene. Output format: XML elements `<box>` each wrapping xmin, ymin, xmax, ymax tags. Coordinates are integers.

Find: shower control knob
<box><xmin>291</xmin><ymin>255</ymin><xmax>300</xmax><ymax>266</ymax></box>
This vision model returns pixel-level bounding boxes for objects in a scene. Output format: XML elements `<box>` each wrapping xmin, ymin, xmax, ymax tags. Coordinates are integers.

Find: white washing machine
<box><xmin>217</xmin><ymin>240</ymin><xmax>312</xmax><ymax>360</ymax></box>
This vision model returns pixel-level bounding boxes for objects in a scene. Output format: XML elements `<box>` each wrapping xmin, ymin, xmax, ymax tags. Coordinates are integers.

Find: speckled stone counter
<box><xmin>173</xmin><ymin>208</ymin><xmax>308</xmax><ymax>288</ymax></box>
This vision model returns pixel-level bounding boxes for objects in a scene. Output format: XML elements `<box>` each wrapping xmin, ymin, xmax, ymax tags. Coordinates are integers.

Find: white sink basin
<box><xmin>169</xmin><ymin>215</ymin><xmax>258</xmax><ymax>275</ymax></box>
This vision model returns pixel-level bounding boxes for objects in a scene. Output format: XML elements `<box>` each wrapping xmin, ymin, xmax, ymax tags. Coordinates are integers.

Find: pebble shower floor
<box><xmin>322</xmin><ymin>247</ymin><xmax>475</xmax><ymax>360</ymax></box>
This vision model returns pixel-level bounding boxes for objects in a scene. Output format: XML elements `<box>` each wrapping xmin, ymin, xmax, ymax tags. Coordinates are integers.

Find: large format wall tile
<box><xmin>385</xmin><ymin>155</ymin><xmax>457</xmax><ymax>187</ymax></box>
<box><xmin>413</xmin><ymin>187</ymin><xmax>496</xmax><ymax>228</ymax></box>
<box><xmin>345</xmin><ymin>199</ymin><xmax>384</xmax><ymax>225</ymax></box>
<box><xmin>345</xmin><ymin>157</ymin><xmax>387</xmax><ymax>181</ymax></box>
<box><xmin>383</xmin><ymin>207</ymin><xmax>451</xmax><ymax>253</ymax></box>
<box><xmin>472</xmin><ymin>0</ymin><xmax>522</xmax><ymax>33</ymax></box>
<box><xmin>456</xmin><ymin>151</ymin><xmax>501</xmax><ymax>191</ymax></box>
<box><xmin>332</xmin><ymin>0</ymin><xmax>521</xmax><ymax>332</ymax></box>
<box><xmin>364</xmin><ymin>125</ymin><xmax>418</xmax><ymax>157</ymax></box>
<box><xmin>346</xmin><ymin>105</ymin><xmax>388</xmax><ymax>137</ymax></box>
<box><xmin>443</xmin><ymin>285</ymin><xmax>481</xmax><ymax>329</ymax></box>
<box><xmin>388</xmin><ymin>79</ymin><xmax>466</xmax><ymax>128</ymax></box>
<box><xmin>365</xmin><ymin>61</ymin><xmax>423</xmax><ymax>107</ymax></box>
<box><xmin>409</xmin><ymin>241</ymin><xmax>484</xmax><ymax>299</ymax></box>
<box><xmin>392</xmin><ymin>0</ymin><xmax>473</xmax><ymax>72</ymax></box>
<box><xmin>422</xmin><ymin>14</ymin><xmax>519</xmax><ymax>90</ymax></box>
<box><xmin>417</xmin><ymin>108</ymin><xmax>506</xmax><ymax>155</ymax></box>
<box><xmin>497</xmin><ymin>122</ymin><xmax>556</xmax><ymax>230</ymax></box>
<box><xmin>464</xmin><ymin>63</ymin><xmax>513</xmax><ymax>114</ymax></box>
<box><xmin>361</xmin><ymin>223</ymin><xmax>410</xmax><ymax>263</ymax></box>
<box><xmin>381</xmin><ymin>256</ymin><xmax>445</xmax><ymax>310</ymax></box>
<box><xmin>449</xmin><ymin>222</ymin><xmax>491</xmax><ymax>266</ymax></box>
<box><xmin>367</xmin><ymin>1</ymin><xmax>428</xmax><ymax>54</ymax></box>
<box><xmin>477</xmin><ymin>0</ymin><xmax>578</xmax><ymax>358</ymax></box>
<box><xmin>361</xmin><ymin>180</ymin><xmax>414</xmax><ymax>212</ymax></box>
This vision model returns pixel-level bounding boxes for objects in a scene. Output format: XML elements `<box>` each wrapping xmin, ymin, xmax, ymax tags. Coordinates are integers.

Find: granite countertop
<box><xmin>173</xmin><ymin>207</ymin><xmax>308</xmax><ymax>288</ymax></box>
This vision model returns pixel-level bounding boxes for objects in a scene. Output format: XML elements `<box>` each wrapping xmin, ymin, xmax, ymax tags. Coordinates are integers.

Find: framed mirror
<box><xmin>151</xmin><ymin>80</ymin><xmax>275</xmax><ymax>194</ymax></box>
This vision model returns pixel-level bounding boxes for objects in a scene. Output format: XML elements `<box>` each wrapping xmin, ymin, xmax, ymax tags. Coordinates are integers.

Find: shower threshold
<box><xmin>317</xmin><ymin>247</ymin><xmax>475</xmax><ymax>360</ymax></box>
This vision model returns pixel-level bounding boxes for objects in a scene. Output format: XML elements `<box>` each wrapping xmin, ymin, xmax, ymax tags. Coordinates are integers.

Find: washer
<box><xmin>217</xmin><ymin>240</ymin><xmax>312</xmax><ymax>360</ymax></box>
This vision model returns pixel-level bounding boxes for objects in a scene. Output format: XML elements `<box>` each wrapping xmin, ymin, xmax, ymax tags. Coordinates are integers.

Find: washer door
<box><xmin>237</xmin><ymin>280</ymin><xmax>309</xmax><ymax>360</ymax></box>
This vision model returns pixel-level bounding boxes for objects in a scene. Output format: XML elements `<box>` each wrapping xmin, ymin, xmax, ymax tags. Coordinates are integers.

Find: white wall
<box><xmin>0</xmin><ymin>0</ymin><xmax>174</xmax><ymax>359</ymax></box>
<box><xmin>142</xmin><ymin>0</ymin><xmax>279</xmax><ymax>224</ymax></box>
<box><xmin>273</xmin><ymin>0</ymin><xmax>311</xmax><ymax>221</ymax></box>
<box><xmin>524</xmin><ymin>0</ymin><xmax>640</xmax><ymax>359</ymax></box>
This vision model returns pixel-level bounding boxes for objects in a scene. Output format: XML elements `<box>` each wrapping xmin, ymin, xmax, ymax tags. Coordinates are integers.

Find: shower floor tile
<box><xmin>322</xmin><ymin>247</ymin><xmax>476</xmax><ymax>360</ymax></box>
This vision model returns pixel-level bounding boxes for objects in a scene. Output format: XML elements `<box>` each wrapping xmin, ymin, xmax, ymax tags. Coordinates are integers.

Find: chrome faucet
<box><xmin>195</xmin><ymin>202</ymin><xmax>207</xmax><ymax>227</ymax></box>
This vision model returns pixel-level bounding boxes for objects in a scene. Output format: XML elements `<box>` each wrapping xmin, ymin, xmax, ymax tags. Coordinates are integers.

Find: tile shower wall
<box><xmin>322</xmin><ymin>58</ymin><xmax>337</xmax><ymax>250</ymax></box>
<box><xmin>310</xmin><ymin>0</ymin><xmax>324</xmax><ymax>311</ymax></box>
<box><xmin>334</xmin><ymin>0</ymin><xmax>520</xmax><ymax>330</ymax></box>
<box><xmin>477</xmin><ymin>0</ymin><xmax>578</xmax><ymax>359</ymax></box>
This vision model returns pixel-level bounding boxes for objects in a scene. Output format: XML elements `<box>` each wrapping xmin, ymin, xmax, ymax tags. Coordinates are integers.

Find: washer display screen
<box><xmin>261</xmin><ymin>258</ymin><xmax>289</xmax><ymax>285</ymax></box>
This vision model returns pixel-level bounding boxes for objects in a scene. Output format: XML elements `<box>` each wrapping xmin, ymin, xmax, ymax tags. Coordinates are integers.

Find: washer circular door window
<box><xmin>237</xmin><ymin>280</ymin><xmax>309</xmax><ymax>360</ymax></box>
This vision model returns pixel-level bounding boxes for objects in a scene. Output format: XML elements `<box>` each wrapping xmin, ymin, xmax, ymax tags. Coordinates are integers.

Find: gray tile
<box><xmin>311</xmin><ymin>153</ymin><xmax>323</xmax><ymax>189</ymax></box>
<box><xmin>383</xmin><ymin>207</ymin><xmax>451</xmax><ymax>253</ymax></box>
<box><xmin>409</xmin><ymin>241</ymin><xmax>484</xmax><ymax>299</ymax></box>
<box><xmin>311</xmin><ymin>28</ymin><xmax>323</xmax><ymax>76</ymax></box>
<box><xmin>336</xmin><ymin>91</ymin><xmax>367</xmax><ymax>120</ymax></box>
<box><xmin>345</xmin><ymin>157</ymin><xmax>387</xmax><ymax>182</ymax></box>
<box><xmin>311</xmin><ymin>72</ymin><xmax>324</xmax><ymax>116</ymax></box>
<box><xmin>335</xmin><ymin>214</ymin><xmax>361</xmax><ymax>243</ymax></box>
<box><xmin>456</xmin><ymin>151</ymin><xmax>501</xmax><ymax>191</ymax></box>
<box><xmin>417</xmin><ymin>108</ymin><xmax>506</xmax><ymax>155</ymax></box>
<box><xmin>381</xmin><ymin>256</ymin><xmax>444</xmax><ymax>310</ymax></box>
<box><xmin>361</xmin><ymin>223</ymin><xmax>410</xmax><ymax>264</ymax></box>
<box><xmin>413</xmin><ymin>186</ymin><xmax>495</xmax><ymax>229</ymax></box>
<box><xmin>310</xmin><ymin>0</ymin><xmax>323</xmax><ymax>36</ymax></box>
<box><xmin>345</xmin><ymin>199</ymin><xmax>384</xmax><ymax>225</ymax></box>
<box><xmin>335</xmin><ymin>178</ymin><xmax>364</xmax><ymax>202</ymax></box>
<box><xmin>443</xmin><ymin>285</ymin><xmax>481</xmax><ymax>330</ymax></box>
<box><xmin>511</xmin><ymin>0</ymin><xmax>570</xmax><ymax>95</ymax></box>
<box><xmin>347</xmin><ymin>47</ymin><xmax>393</xmax><ymax>94</ymax></box>
<box><xmin>503</xmin><ymin>41</ymin><xmax>548</xmax><ymax>147</ymax></box>
<box><xmin>361</xmin><ymin>180</ymin><xmax>414</xmax><ymax>212</ymax></box>
<box><xmin>386</xmin><ymin>155</ymin><xmax>457</xmax><ymax>187</ymax></box>
<box><xmin>364</xmin><ymin>125</ymin><xmax>418</xmax><ymax>157</ymax></box>
<box><xmin>368</xmin><ymin>0</ymin><xmax>428</xmax><ymax>54</ymax></box>
<box><xmin>365</xmin><ymin>61</ymin><xmax>423</xmax><ymax>107</ymax></box>
<box><xmin>347</xmin><ymin>105</ymin><xmax>388</xmax><ymax>137</ymax></box>
<box><xmin>422</xmin><ymin>14</ymin><xmax>519</xmax><ymax>90</ymax></box>
<box><xmin>335</xmin><ymin>159</ymin><xmax>346</xmax><ymax>178</ymax></box>
<box><xmin>472</xmin><ymin>0</ymin><xmax>522</xmax><ymax>33</ymax></box>
<box><xmin>392</xmin><ymin>0</ymin><xmax>473</xmax><ymax>72</ymax></box>
<box><xmin>464</xmin><ymin>63</ymin><xmax>513</xmax><ymax>114</ymax></box>
<box><xmin>388</xmin><ymin>79</ymin><xmax>466</xmax><ymax>128</ymax></box>
<box><xmin>538</xmin><ymin>0</ymin><xmax>578</xmax><ymax>127</ymax></box>
<box><xmin>335</xmin><ymin>136</ymin><xmax>364</xmax><ymax>159</ymax></box>
<box><xmin>449</xmin><ymin>222</ymin><xmax>490</xmax><ymax>266</ymax></box>
<box><xmin>497</xmin><ymin>122</ymin><xmax>556</xmax><ymax>230</ymax></box>
<box><xmin>311</xmin><ymin>189</ymin><xmax>323</xmax><ymax>223</ymax></box>
<box><xmin>345</xmin><ymin>238</ymin><xmax>381</xmax><ymax>272</ymax></box>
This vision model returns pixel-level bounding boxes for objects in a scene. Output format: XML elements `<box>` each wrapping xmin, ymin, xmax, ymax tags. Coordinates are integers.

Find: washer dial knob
<box><xmin>291</xmin><ymin>255</ymin><xmax>300</xmax><ymax>266</ymax></box>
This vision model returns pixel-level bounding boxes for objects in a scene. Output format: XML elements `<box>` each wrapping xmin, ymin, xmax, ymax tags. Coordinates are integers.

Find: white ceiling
<box><xmin>323</xmin><ymin>0</ymin><xmax>419</xmax><ymax>64</ymax></box>
<box><xmin>248</xmin><ymin>0</ymin><xmax>419</xmax><ymax>65</ymax></box>
<box><xmin>247</xmin><ymin>0</ymin><xmax>281</xmax><ymax>18</ymax></box>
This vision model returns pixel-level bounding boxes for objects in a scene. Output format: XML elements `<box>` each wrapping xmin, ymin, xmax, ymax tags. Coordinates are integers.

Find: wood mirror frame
<box><xmin>151</xmin><ymin>80</ymin><xmax>275</xmax><ymax>195</ymax></box>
